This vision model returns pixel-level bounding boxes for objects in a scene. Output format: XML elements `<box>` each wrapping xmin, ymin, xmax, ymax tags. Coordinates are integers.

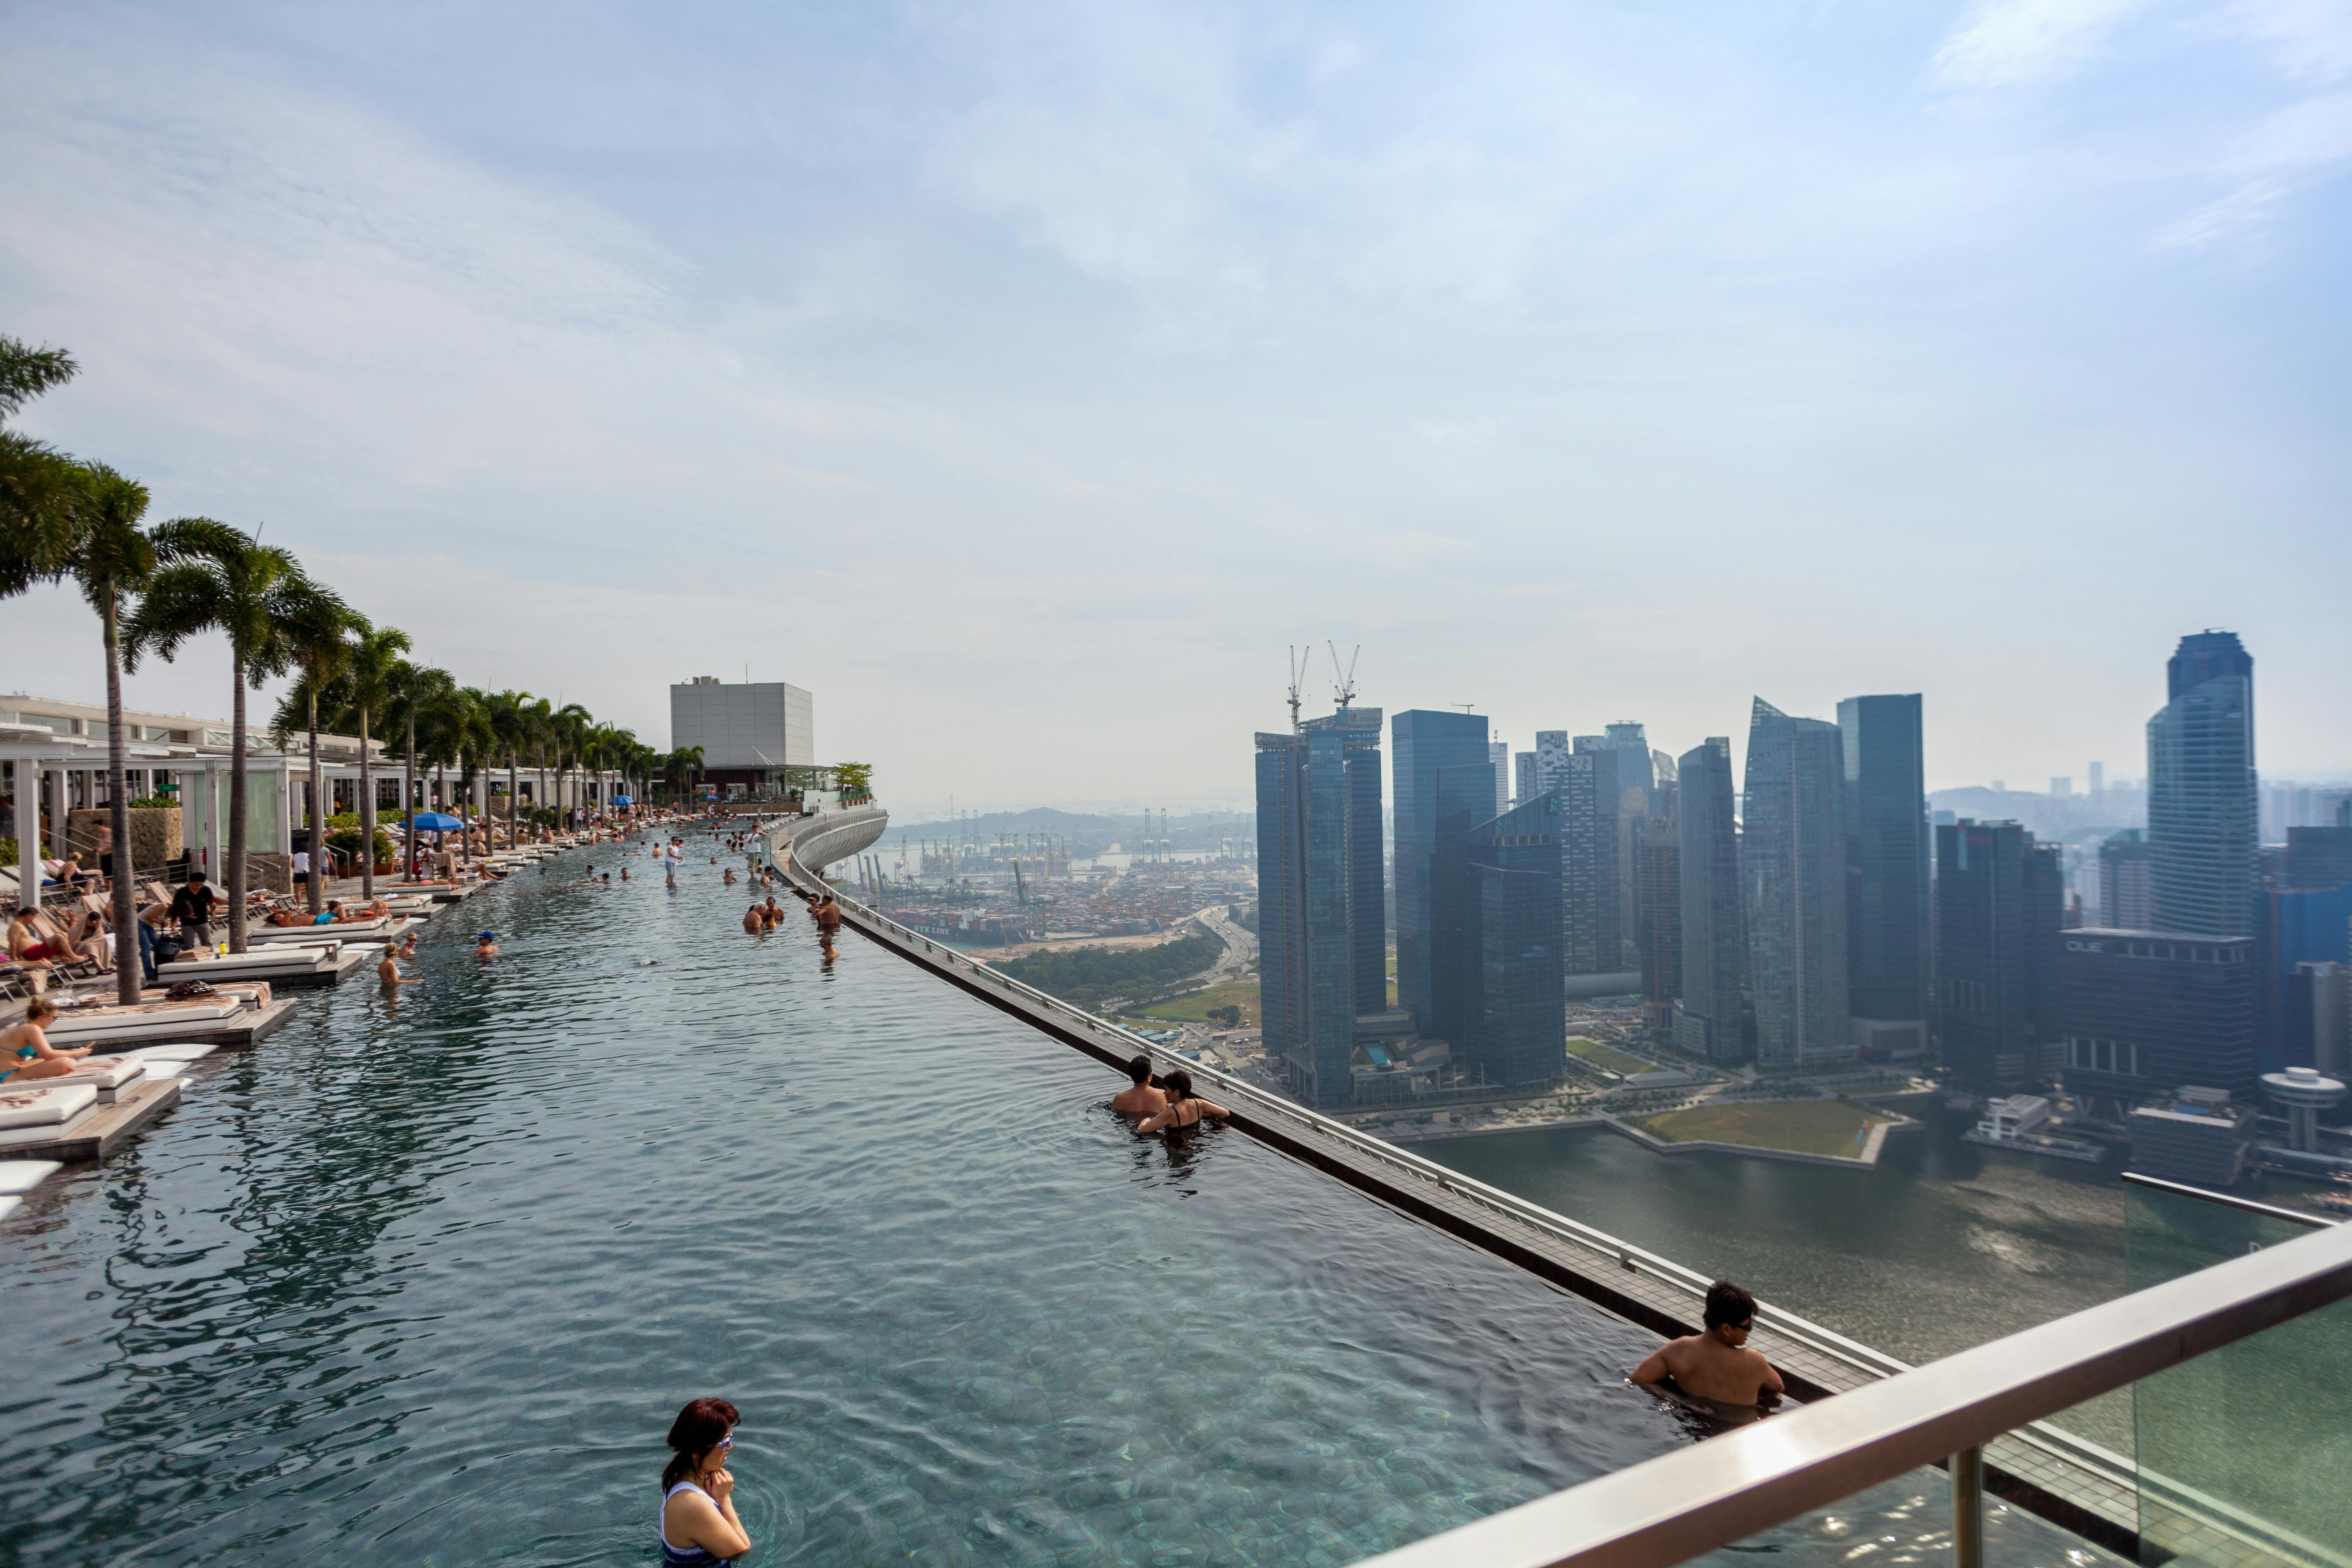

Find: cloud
<box><xmin>1934</xmin><ymin>0</ymin><xmax>2155</xmax><ymax>86</ymax></box>
<box><xmin>2159</xmin><ymin>88</ymin><xmax>2352</xmax><ymax>246</ymax></box>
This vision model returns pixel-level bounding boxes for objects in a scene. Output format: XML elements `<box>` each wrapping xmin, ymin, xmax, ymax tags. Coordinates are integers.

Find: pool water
<box><xmin>0</xmin><ymin>835</ymin><xmax>2120</xmax><ymax>1567</ymax></box>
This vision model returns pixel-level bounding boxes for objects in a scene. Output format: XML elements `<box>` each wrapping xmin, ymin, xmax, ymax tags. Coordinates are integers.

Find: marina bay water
<box><xmin>0</xmin><ymin>836</ymin><xmax>2119</xmax><ymax>1566</ymax></box>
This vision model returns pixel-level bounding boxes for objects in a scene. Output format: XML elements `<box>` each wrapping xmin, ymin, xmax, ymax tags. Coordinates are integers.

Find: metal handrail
<box><xmin>1349</xmin><ymin>1214</ymin><xmax>2352</xmax><ymax>1568</ymax></box>
<box><xmin>763</xmin><ymin>812</ymin><xmax>1908</xmax><ymax>1382</ymax></box>
<box><xmin>2122</xmin><ymin>1169</ymin><xmax>2337</xmax><ymax>1229</ymax></box>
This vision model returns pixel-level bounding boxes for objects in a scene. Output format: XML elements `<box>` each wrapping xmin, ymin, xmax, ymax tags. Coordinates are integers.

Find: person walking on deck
<box><xmin>171</xmin><ymin>872</ymin><xmax>218</xmax><ymax>951</ymax></box>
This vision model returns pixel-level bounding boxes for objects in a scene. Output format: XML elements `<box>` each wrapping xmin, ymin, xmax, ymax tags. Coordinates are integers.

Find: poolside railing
<box><xmin>772</xmin><ymin>813</ymin><xmax>2352</xmax><ymax>1568</ymax></box>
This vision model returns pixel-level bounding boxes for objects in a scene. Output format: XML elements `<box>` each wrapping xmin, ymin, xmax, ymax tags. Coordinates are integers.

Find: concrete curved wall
<box><xmin>783</xmin><ymin>804</ymin><xmax>888</xmax><ymax>874</ymax></box>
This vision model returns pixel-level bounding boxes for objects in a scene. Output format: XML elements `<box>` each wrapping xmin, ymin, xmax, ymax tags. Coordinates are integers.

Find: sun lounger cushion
<box><xmin>0</xmin><ymin>1110</ymin><xmax>97</xmax><ymax>1149</ymax></box>
<box><xmin>120</xmin><ymin>1042</ymin><xmax>220</xmax><ymax>1063</ymax></box>
<box><xmin>160</xmin><ymin>947</ymin><xmax>329</xmax><ymax>973</ymax></box>
<box><xmin>0</xmin><ymin>1083</ymin><xmax>99</xmax><ymax>1128</ymax></box>
<box><xmin>0</xmin><ymin>1195</ymin><xmax>19</xmax><ymax>1221</ymax></box>
<box><xmin>22</xmin><ymin>1055</ymin><xmax>147</xmax><ymax>1090</ymax></box>
<box><xmin>0</xmin><ymin>1159</ymin><xmax>62</xmax><ymax>1194</ymax></box>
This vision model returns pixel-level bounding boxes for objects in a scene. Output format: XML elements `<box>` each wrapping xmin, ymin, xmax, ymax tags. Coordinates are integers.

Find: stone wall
<box><xmin>67</xmin><ymin>807</ymin><xmax>183</xmax><ymax>871</ymax></box>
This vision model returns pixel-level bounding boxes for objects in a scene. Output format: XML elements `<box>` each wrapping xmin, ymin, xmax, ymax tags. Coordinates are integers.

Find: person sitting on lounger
<box><xmin>0</xmin><ymin>998</ymin><xmax>90</xmax><ymax>1084</ymax></box>
<box><xmin>1629</xmin><ymin>1279</ymin><xmax>1785</xmax><ymax>1426</ymax></box>
<box><xmin>6</xmin><ymin>907</ymin><xmax>61</xmax><ymax>977</ymax></box>
<box><xmin>1110</xmin><ymin>1054</ymin><xmax>1167</xmax><ymax>1116</ymax></box>
<box><xmin>1133</xmin><ymin>1068</ymin><xmax>1229</xmax><ymax>1135</ymax></box>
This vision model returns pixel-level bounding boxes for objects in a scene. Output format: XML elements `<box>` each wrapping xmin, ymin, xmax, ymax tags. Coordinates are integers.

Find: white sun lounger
<box><xmin>0</xmin><ymin>1159</ymin><xmax>62</xmax><ymax>1195</ymax></box>
<box><xmin>3</xmin><ymin>1055</ymin><xmax>148</xmax><ymax>1101</ymax></box>
<box><xmin>44</xmin><ymin>997</ymin><xmax>242</xmax><ymax>1045</ymax></box>
<box><xmin>0</xmin><ymin>1083</ymin><xmax>99</xmax><ymax>1131</ymax></box>
<box><xmin>119</xmin><ymin>1042</ymin><xmax>221</xmax><ymax>1063</ymax></box>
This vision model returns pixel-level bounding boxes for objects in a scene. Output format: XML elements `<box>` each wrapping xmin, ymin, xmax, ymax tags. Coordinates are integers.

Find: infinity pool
<box><xmin>0</xmin><ymin>834</ymin><xmax>2117</xmax><ymax>1567</ymax></box>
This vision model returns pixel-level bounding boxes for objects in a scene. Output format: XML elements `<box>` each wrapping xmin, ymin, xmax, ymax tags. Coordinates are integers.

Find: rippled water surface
<box><xmin>0</xmin><ymin>834</ymin><xmax>2122</xmax><ymax>1568</ymax></box>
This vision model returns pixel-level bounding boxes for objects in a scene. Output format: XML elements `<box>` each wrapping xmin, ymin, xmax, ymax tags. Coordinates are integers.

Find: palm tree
<box><xmin>343</xmin><ymin>624</ymin><xmax>412</xmax><ymax>898</ymax></box>
<box><xmin>518</xmin><ymin>695</ymin><xmax>554</xmax><ymax>837</ymax></box>
<box><xmin>272</xmin><ymin>585</ymin><xmax>358</xmax><ymax>913</ymax></box>
<box><xmin>42</xmin><ymin>464</ymin><xmax>165</xmax><ymax>1002</ymax></box>
<box><xmin>451</xmin><ymin>687</ymin><xmax>496</xmax><ymax>865</ymax></box>
<box><xmin>552</xmin><ymin>702</ymin><xmax>591</xmax><ymax>827</ymax></box>
<box><xmin>486</xmin><ymin>690</ymin><xmax>532</xmax><ymax>847</ymax></box>
<box><xmin>0</xmin><ymin>336</ymin><xmax>82</xmax><ymax>583</ymax></box>
<box><xmin>123</xmin><ymin>521</ymin><xmax>304</xmax><ymax>952</ymax></box>
<box><xmin>386</xmin><ymin>663</ymin><xmax>456</xmax><ymax>878</ymax></box>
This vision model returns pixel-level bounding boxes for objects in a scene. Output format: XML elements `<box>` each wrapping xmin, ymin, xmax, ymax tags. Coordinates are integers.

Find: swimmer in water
<box><xmin>742</xmin><ymin>905</ymin><xmax>764</xmax><ymax>934</ymax></box>
<box><xmin>1109</xmin><ymin>1053</ymin><xmax>1167</xmax><ymax>1116</ymax></box>
<box><xmin>723</xmin><ymin>867</ymin><xmax>737</xmax><ymax>884</ymax></box>
<box><xmin>475</xmin><ymin>930</ymin><xmax>500</xmax><ymax>959</ymax></box>
<box><xmin>378</xmin><ymin>950</ymin><xmax>420</xmax><ymax>987</ymax></box>
<box><xmin>1630</xmin><ymin>1279</ymin><xmax>1783</xmax><ymax>1426</ymax></box>
<box><xmin>621</xmin><ymin>867</ymin><xmax>631</xmax><ymax>880</ymax></box>
<box><xmin>1133</xmin><ymin>1068</ymin><xmax>1230</xmax><ymax>1134</ymax></box>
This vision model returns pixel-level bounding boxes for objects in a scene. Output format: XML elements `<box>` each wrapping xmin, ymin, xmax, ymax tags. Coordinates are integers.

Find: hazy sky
<box><xmin>4</xmin><ymin>0</ymin><xmax>2346</xmax><ymax>816</ymax></box>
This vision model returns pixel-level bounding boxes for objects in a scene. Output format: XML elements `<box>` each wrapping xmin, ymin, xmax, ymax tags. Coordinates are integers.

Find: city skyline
<box><xmin>5</xmin><ymin>2</ymin><xmax>2350</xmax><ymax>810</ymax></box>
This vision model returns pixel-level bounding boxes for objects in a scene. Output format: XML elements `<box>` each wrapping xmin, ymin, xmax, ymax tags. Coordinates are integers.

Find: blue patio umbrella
<box><xmin>407</xmin><ymin>812</ymin><xmax>467</xmax><ymax>831</ymax></box>
<box><xmin>611</xmin><ymin>795</ymin><xmax>633</xmax><ymax>806</ymax></box>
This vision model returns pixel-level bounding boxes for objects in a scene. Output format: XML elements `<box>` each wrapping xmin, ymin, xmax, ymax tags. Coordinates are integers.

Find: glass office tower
<box><xmin>1393</xmin><ymin>709</ymin><xmax>1491</xmax><ymax>1038</ymax></box>
<box><xmin>1838</xmin><ymin>694</ymin><xmax>1930</xmax><ymax>1059</ymax></box>
<box><xmin>1441</xmin><ymin>792</ymin><xmax>1568</xmax><ymax>1088</ymax></box>
<box><xmin>1744</xmin><ymin>698</ymin><xmax>1854</xmax><ymax>1068</ymax></box>
<box><xmin>1935</xmin><ymin>819</ymin><xmax>2063</xmax><ymax>1088</ymax></box>
<box><xmin>2148</xmin><ymin>631</ymin><xmax>2257</xmax><ymax>938</ymax></box>
<box><xmin>1675</xmin><ymin>737</ymin><xmax>1747</xmax><ymax>1063</ymax></box>
<box><xmin>1531</xmin><ymin>730</ymin><xmax>1620</xmax><ymax>975</ymax></box>
<box><xmin>1256</xmin><ymin>704</ymin><xmax>1386</xmax><ymax>1109</ymax></box>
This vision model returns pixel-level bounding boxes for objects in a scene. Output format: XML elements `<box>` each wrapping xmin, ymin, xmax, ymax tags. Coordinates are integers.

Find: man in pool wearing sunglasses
<box><xmin>1630</xmin><ymin>1279</ymin><xmax>1785</xmax><ymax>1426</ymax></box>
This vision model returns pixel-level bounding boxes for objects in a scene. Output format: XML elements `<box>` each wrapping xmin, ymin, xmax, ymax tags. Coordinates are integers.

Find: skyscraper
<box><xmin>1442</xmin><ymin>792</ymin><xmax>1568</xmax><ymax>1088</ymax></box>
<box><xmin>2148</xmin><ymin>631</ymin><xmax>2257</xmax><ymax>938</ymax></box>
<box><xmin>1393</xmin><ymin>709</ymin><xmax>1491</xmax><ymax>1038</ymax></box>
<box><xmin>1744</xmin><ymin>698</ymin><xmax>1854</xmax><ymax>1068</ymax></box>
<box><xmin>1935</xmin><ymin>820</ymin><xmax>2063</xmax><ymax>1088</ymax></box>
<box><xmin>1838</xmin><ymin>694</ymin><xmax>1929</xmax><ymax>1059</ymax></box>
<box><xmin>1595</xmin><ymin>727</ymin><xmax>1653</xmax><ymax>966</ymax></box>
<box><xmin>1637</xmin><ymin>817</ymin><xmax>1681</xmax><ymax>1037</ymax></box>
<box><xmin>1256</xmin><ymin>704</ymin><xmax>1386</xmax><ymax>1109</ymax></box>
<box><xmin>1675</xmin><ymin>737</ymin><xmax>1747</xmax><ymax>1063</ymax></box>
<box><xmin>2099</xmin><ymin>830</ymin><xmax>2154</xmax><ymax>932</ymax></box>
<box><xmin>1532</xmin><ymin>731</ymin><xmax>1621</xmax><ymax>975</ymax></box>
<box><xmin>1489</xmin><ymin>738</ymin><xmax>1511</xmax><ymax>818</ymax></box>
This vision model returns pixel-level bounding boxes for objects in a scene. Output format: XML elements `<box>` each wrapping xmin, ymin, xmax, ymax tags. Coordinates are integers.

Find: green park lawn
<box><xmin>1567</xmin><ymin>1036</ymin><xmax>1658</xmax><ymax>1077</ymax></box>
<box><xmin>1629</xmin><ymin>1099</ymin><xmax>1896</xmax><ymax>1159</ymax></box>
<box><xmin>1124</xmin><ymin>983</ymin><xmax>1260</xmax><ymax>1027</ymax></box>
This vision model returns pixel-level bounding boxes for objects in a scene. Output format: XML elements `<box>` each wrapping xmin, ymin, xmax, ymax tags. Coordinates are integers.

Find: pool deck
<box><xmin>0</xmin><ymin>825</ymin><xmax>663</xmax><ymax>1175</ymax></box>
<box><xmin>778</xmin><ymin>815</ymin><xmax>2142</xmax><ymax>1562</ymax></box>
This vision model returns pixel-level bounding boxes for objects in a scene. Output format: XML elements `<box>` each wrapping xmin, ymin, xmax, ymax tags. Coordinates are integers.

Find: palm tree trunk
<box><xmin>403</xmin><ymin>716</ymin><xmax>417</xmax><ymax>882</ymax></box>
<box><xmin>508</xmin><ymin>750</ymin><xmax>519</xmax><ymax>847</ymax></box>
<box><xmin>306</xmin><ymin>689</ymin><xmax>324</xmax><ymax>914</ymax></box>
<box><xmin>358</xmin><ymin>707</ymin><xmax>376</xmax><ymax>899</ymax></box>
<box><xmin>227</xmin><ymin>666</ymin><xmax>249</xmax><ymax>953</ymax></box>
<box><xmin>103</xmin><ymin>587</ymin><xmax>140</xmax><ymax>1003</ymax></box>
<box><xmin>537</xmin><ymin>745</ymin><xmax>548</xmax><ymax>841</ymax></box>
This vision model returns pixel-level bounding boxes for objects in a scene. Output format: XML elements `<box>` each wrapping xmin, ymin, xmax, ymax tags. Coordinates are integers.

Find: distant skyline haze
<box><xmin>3</xmin><ymin>0</ymin><xmax>2347</xmax><ymax>812</ymax></box>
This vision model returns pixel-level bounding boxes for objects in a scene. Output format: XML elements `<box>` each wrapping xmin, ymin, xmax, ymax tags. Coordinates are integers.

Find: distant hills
<box><xmin>883</xmin><ymin>806</ymin><xmax>1253</xmax><ymax>856</ymax></box>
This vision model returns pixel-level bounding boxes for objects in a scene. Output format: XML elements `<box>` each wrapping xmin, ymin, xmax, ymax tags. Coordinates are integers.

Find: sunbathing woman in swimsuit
<box><xmin>1132</xmin><ymin>1068</ymin><xmax>1231</xmax><ymax>1135</ymax></box>
<box><xmin>0</xmin><ymin>998</ymin><xmax>91</xmax><ymax>1084</ymax></box>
